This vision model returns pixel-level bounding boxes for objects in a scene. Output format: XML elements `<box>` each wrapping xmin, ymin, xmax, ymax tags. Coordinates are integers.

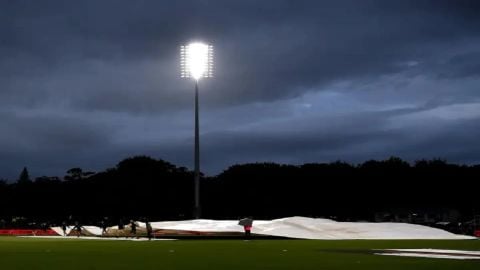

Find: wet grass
<box><xmin>0</xmin><ymin>237</ymin><xmax>479</xmax><ymax>270</ymax></box>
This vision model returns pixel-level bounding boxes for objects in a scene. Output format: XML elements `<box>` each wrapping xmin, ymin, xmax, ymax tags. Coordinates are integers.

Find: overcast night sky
<box><xmin>1</xmin><ymin>0</ymin><xmax>480</xmax><ymax>180</ymax></box>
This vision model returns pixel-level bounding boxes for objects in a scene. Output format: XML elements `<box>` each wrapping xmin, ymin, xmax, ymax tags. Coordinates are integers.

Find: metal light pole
<box><xmin>181</xmin><ymin>42</ymin><xmax>213</xmax><ymax>219</ymax></box>
<box><xmin>194</xmin><ymin>80</ymin><xmax>200</xmax><ymax>218</ymax></box>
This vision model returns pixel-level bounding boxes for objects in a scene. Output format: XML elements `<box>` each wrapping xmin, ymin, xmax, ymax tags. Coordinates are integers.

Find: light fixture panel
<box><xmin>180</xmin><ymin>43</ymin><xmax>213</xmax><ymax>80</ymax></box>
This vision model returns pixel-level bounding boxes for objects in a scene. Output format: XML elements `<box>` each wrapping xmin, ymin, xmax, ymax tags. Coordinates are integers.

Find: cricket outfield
<box><xmin>0</xmin><ymin>237</ymin><xmax>479</xmax><ymax>270</ymax></box>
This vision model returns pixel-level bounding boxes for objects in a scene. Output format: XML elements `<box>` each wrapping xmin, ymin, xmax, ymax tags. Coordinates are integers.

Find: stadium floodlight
<box><xmin>180</xmin><ymin>42</ymin><xmax>214</xmax><ymax>219</ymax></box>
<box><xmin>181</xmin><ymin>43</ymin><xmax>214</xmax><ymax>80</ymax></box>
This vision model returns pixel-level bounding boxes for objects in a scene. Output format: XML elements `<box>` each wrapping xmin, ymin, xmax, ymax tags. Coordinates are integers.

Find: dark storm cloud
<box><xmin>198</xmin><ymin>102</ymin><xmax>480</xmax><ymax>172</ymax></box>
<box><xmin>0</xmin><ymin>108</ymin><xmax>115</xmax><ymax>179</ymax></box>
<box><xmin>436</xmin><ymin>51</ymin><xmax>480</xmax><ymax>79</ymax></box>
<box><xmin>1</xmin><ymin>0</ymin><xmax>480</xmax><ymax>179</ymax></box>
<box><xmin>2</xmin><ymin>0</ymin><xmax>480</xmax><ymax>111</ymax></box>
<box><xmin>139</xmin><ymin>101</ymin><xmax>480</xmax><ymax>174</ymax></box>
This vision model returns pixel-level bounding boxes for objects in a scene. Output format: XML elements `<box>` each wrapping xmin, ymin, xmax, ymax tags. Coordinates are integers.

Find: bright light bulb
<box><xmin>181</xmin><ymin>42</ymin><xmax>213</xmax><ymax>80</ymax></box>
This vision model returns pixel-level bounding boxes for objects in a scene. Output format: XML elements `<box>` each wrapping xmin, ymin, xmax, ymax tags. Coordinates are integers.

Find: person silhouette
<box><xmin>146</xmin><ymin>220</ymin><xmax>153</xmax><ymax>240</ymax></box>
<box><xmin>61</xmin><ymin>221</ymin><xmax>67</xmax><ymax>236</ymax></box>
<box><xmin>73</xmin><ymin>221</ymin><xmax>82</xmax><ymax>237</ymax></box>
<box><xmin>244</xmin><ymin>224</ymin><xmax>252</xmax><ymax>238</ymax></box>
<box><xmin>101</xmin><ymin>220</ymin><xmax>108</xmax><ymax>236</ymax></box>
<box><xmin>130</xmin><ymin>220</ymin><xmax>137</xmax><ymax>237</ymax></box>
<box><xmin>238</xmin><ymin>217</ymin><xmax>253</xmax><ymax>239</ymax></box>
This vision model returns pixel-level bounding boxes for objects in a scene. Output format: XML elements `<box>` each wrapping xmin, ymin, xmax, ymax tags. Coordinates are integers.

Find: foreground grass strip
<box><xmin>0</xmin><ymin>237</ymin><xmax>479</xmax><ymax>270</ymax></box>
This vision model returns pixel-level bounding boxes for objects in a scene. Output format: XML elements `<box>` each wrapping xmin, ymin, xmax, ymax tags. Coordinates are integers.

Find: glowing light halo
<box><xmin>181</xmin><ymin>42</ymin><xmax>213</xmax><ymax>80</ymax></box>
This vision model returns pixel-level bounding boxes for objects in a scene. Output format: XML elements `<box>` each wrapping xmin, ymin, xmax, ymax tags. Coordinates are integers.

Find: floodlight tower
<box><xmin>181</xmin><ymin>42</ymin><xmax>213</xmax><ymax>219</ymax></box>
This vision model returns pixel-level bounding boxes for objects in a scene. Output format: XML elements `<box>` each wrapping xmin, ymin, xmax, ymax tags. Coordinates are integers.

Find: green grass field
<box><xmin>0</xmin><ymin>237</ymin><xmax>479</xmax><ymax>270</ymax></box>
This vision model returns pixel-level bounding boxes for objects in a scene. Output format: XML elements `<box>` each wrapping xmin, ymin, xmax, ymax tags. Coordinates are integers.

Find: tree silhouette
<box><xmin>17</xmin><ymin>167</ymin><xmax>31</xmax><ymax>184</ymax></box>
<box><xmin>64</xmin><ymin>168</ymin><xmax>94</xmax><ymax>181</ymax></box>
<box><xmin>0</xmin><ymin>156</ymin><xmax>478</xmax><ymax>234</ymax></box>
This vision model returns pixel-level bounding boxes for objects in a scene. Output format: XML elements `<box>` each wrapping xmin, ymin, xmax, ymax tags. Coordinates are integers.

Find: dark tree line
<box><xmin>0</xmin><ymin>156</ymin><xmax>479</xmax><ymax>230</ymax></box>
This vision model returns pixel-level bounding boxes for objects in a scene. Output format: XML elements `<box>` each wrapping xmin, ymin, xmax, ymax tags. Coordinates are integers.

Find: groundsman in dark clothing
<box><xmin>130</xmin><ymin>220</ymin><xmax>137</xmax><ymax>236</ymax></box>
<box><xmin>146</xmin><ymin>221</ymin><xmax>153</xmax><ymax>240</ymax></box>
